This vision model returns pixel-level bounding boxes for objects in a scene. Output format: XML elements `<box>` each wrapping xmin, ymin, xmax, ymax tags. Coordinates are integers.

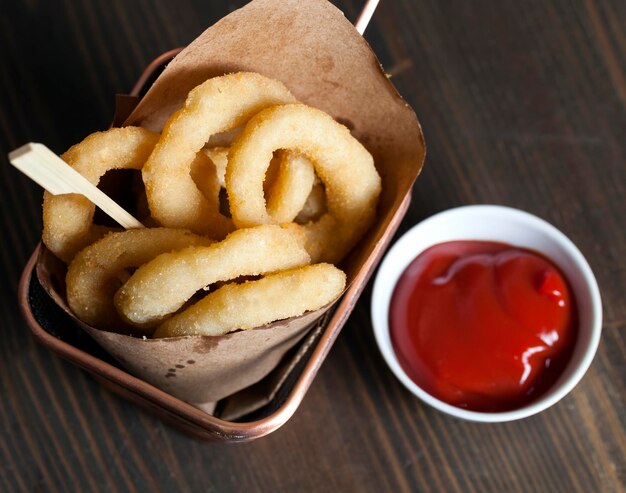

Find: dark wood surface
<box><xmin>1</xmin><ymin>0</ymin><xmax>625</xmax><ymax>491</ymax></box>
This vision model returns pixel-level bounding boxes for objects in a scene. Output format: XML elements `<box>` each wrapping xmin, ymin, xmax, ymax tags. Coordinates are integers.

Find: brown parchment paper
<box><xmin>37</xmin><ymin>0</ymin><xmax>425</xmax><ymax>416</ymax></box>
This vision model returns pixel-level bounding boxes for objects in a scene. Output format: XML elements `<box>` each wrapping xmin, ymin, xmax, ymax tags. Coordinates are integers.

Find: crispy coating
<box><xmin>42</xmin><ymin>127</ymin><xmax>159</xmax><ymax>262</ymax></box>
<box><xmin>154</xmin><ymin>263</ymin><xmax>346</xmax><ymax>338</ymax></box>
<box><xmin>265</xmin><ymin>150</ymin><xmax>316</xmax><ymax>223</ymax></box>
<box><xmin>203</xmin><ymin>146</ymin><xmax>229</xmax><ymax>188</ymax></box>
<box><xmin>142</xmin><ymin>72</ymin><xmax>296</xmax><ymax>237</ymax></box>
<box><xmin>66</xmin><ymin>228</ymin><xmax>213</xmax><ymax>331</ymax></box>
<box><xmin>295</xmin><ymin>179</ymin><xmax>326</xmax><ymax>224</ymax></box>
<box><xmin>114</xmin><ymin>225</ymin><xmax>310</xmax><ymax>327</ymax></box>
<box><xmin>189</xmin><ymin>148</ymin><xmax>236</xmax><ymax>232</ymax></box>
<box><xmin>226</xmin><ymin>103</ymin><xmax>381</xmax><ymax>263</ymax></box>
<box><xmin>207</xmin><ymin>146</ymin><xmax>315</xmax><ymax>224</ymax></box>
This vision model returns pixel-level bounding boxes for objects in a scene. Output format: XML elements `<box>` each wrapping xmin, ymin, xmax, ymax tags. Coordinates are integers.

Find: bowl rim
<box><xmin>371</xmin><ymin>204</ymin><xmax>603</xmax><ymax>423</ymax></box>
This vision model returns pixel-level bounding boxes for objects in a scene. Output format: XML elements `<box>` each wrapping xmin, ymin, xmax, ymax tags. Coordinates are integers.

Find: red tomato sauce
<box><xmin>389</xmin><ymin>241</ymin><xmax>577</xmax><ymax>412</ymax></box>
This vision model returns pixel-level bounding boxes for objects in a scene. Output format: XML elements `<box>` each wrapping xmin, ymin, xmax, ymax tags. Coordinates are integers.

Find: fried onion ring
<box><xmin>66</xmin><ymin>228</ymin><xmax>213</xmax><ymax>331</ymax></box>
<box><xmin>114</xmin><ymin>225</ymin><xmax>310</xmax><ymax>327</ymax></box>
<box><xmin>42</xmin><ymin>127</ymin><xmax>159</xmax><ymax>262</ymax></box>
<box><xmin>226</xmin><ymin>103</ymin><xmax>381</xmax><ymax>263</ymax></box>
<box><xmin>154</xmin><ymin>263</ymin><xmax>346</xmax><ymax>338</ymax></box>
<box><xmin>142</xmin><ymin>72</ymin><xmax>296</xmax><ymax>237</ymax></box>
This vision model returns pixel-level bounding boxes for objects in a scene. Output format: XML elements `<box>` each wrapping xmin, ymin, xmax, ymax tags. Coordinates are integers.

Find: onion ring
<box><xmin>153</xmin><ymin>263</ymin><xmax>346</xmax><ymax>338</ymax></box>
<box><xmin>66</xmin><ymin>228</ymin><xmax>213</xmax><ymax>331</ymax></box>
<box><xmin>114</xmin><ymin>225</ymin><xmax>310</xmax><ymax>327</ymax></box>
<box><xmin>42</xmin><ymin>127</ymin><xmax>159</xmax><ymax>262</ymax></box>
<box><xmin>226</xmin><ymin>103</ymin><xmax>381</xmax><ymax>263</ymax></box>
<box><xmin>142</xmin><ymin>72</ymin><xmax>296</xmax><ymax>237</ymax></box>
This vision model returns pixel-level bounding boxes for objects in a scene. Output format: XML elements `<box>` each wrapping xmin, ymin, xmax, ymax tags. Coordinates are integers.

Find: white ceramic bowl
<box><xmin>371</xmin><ymin>205</ymin><xmax>602</xmax><ymax>422</ymax></box>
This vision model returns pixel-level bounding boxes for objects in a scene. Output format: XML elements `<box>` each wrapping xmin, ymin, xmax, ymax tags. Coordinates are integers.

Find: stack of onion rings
<box><xmin>44</xmin><ymin>72</ymin><xmax>381</xmax><ymax>338</ymax></box>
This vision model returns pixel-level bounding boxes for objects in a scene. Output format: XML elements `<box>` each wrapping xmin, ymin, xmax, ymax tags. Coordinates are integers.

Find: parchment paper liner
<box><xmin>36</xmin><ymin>0</ymin><xmax>426</xmax><ymax>418</ymax></box>
<box><xmin>36</xmin><ymin>246</ymin><xmax>329</xmax><ymax>416</ymax></box>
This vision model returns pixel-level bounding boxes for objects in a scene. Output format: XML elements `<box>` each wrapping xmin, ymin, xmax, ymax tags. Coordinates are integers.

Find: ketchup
<box><xmin>389</xmin><ymin>241</ymin><xmax>577</xmax><ymax>412</ymax></box>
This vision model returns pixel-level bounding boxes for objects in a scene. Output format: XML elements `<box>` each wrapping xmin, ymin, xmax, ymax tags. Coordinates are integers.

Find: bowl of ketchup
<box><xmin>371</xmin><ymin>205</ymin><xmax>602</xmax><ymax>422</ymax></box>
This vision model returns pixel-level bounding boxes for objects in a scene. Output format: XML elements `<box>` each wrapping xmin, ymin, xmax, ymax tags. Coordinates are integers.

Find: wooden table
<box><xmin>1</xmin><ymin>1</ymin><xmax>624</xmax><ymax>491</ymax></box>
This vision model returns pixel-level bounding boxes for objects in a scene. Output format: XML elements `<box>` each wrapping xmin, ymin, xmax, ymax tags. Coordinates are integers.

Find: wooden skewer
<box><xmin>355</xmin><ymin>0</ymin><xmax>380</xmax><ymax>35</ymax></box>
<box><xmin>8</xmin><ymin>143</ymin><xmax>144</xmax><ymax>230</ymax></box>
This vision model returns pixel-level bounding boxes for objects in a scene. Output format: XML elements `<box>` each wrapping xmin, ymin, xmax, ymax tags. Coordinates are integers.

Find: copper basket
<box><xmin>17</xmin><ymin>50</ymin><xmax>412</xmax><ymax>442</ymax></box>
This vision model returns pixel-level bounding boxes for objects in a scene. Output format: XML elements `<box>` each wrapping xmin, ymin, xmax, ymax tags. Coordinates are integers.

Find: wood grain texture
<box><xmin>1</xmin><ymin>0</ymin><xmax>625</xmax><ymax>491</ymax></box>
